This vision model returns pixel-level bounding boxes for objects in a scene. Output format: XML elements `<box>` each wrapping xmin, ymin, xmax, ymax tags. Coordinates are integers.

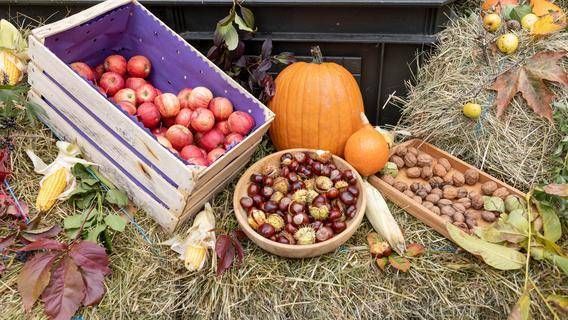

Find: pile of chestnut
<box><xmin>239</xmin><ymin>151</ymin><xmax>360</xmax><ymax>245</ymax></box>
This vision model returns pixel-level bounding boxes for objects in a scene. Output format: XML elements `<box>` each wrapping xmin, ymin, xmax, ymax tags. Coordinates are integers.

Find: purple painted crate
<box><xmin>28</xmin><ymin>0</ymin><xmax>274</xmax><ymax>232</ymax></box>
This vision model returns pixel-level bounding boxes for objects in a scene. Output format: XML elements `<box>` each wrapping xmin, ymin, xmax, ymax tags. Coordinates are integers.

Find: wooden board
<box><xmin>28</xmin><ymin>63</ymin><xmax>187</xmax><ymax>215</ymax></box>
<box><xmin>369</xmin><ymin>139</ymin><xmax>528</xmax><ymax>239</ymax></box>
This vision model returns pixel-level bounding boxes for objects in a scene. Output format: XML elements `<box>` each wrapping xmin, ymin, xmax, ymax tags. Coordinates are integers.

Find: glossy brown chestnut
<box><xmin>263</xmin><ymin>200</ymin><xmax>278</xmax><ymax>213</ymax></box>
<box><xmin>326</xmin><ymin>188</ymin><xmax>339</xmax><ymax>199</ymax></box>
<box><xmin>258</xmin><ymin>223</ymin><xmax>276</xmax><ymax>238</ymax></box>
<box><xmin>347</xmin><ymin>185</ymin><xmax>359</xmax><ymax>197</ymax></box>
<box><xmin>276</xmin><ymin>235</ymin><xmax>290</xmax><ymax>244</ymax></box>
<box><xmin>346</xmin><ymin>205</ymin><xmax>357</xmax><ymax>219</ymax></box>
<box><xmin>289</xmin><ymin>160</ymin><xmax>299</xmax><ymax>172</ymax></box>
<box><xmin>288</xmin><ymin>172</ymin><xmax>299</xmax><ymax>183</ymax></box>
<box><xmin>331</xmin><ymin>221</ymin><xmax>347</xmax><ymax>233</ymax></box>
<box><xmin>330</xmin><ymin>169</ymin><xmax>342</xmax><ymax>182</ymax></box>
<box><xmin>292</xmin><ymin>213</ymin><xmax>310</xmax><ymax>226</ymax></box>
<box><xmin>279</xmin><ymin>197</ymin><xmax>292</xmax><ymax>211</ymax></box>
<box><xmin>290</xmin><ymin>181</ymin><xmax>305</xmax><ymax>192</ymax></box>
<box><xmin>316</xmin><ymin>227</ymin><xmax>334</xmax><ymax>242</ymax></box>
<box><xmin>293</xmin><ymin>152</ymin><xmax>307</xmax><ymax>163</ymax></box>
<box><xmin>328</xmin><ymin>208</ymin><xmax>343</xmax><ymax>221</ymax></box>
<box><xmin>311</xmin><ymin>161</ymin><xmax>322</xmax><ymax>175</ymax></box>
<box><xmin>247</xmin><ymin>183</ymin><xmax>260</xmax><ymax>196</ymax></box>
<box><xmin>252</xmin><ymin>194</ymin><xmax>263</xmax><ymax>206</ymax></box>
<box><xmin>320</xmin><ymin>165</ymin><xmax>331</xmax><ymax>176</ymax></box>
<box><xmin>240</xmin><ymin>196</ymin><xmax>254</xmax><ymax>209</ymax></box>
<box><xmin>261</xmin><ymin>186</ymin><xmax>274</xmax><ymax>199</ymax></box>
<box><xmin>280</xmin><ymin>153</ymin><xmax>293</xmax><ymax>163</ymax></box>
<box><xmin>312</xmin><ymin>195</ymin><xmax>327</xmax><ymax>206</ymax></box>
<box><xmin>311</xmin><ymin>220</ymin><xmax>323</xmax><ymax>230</ymax></box>
<box><xmin>339</xmin><ymin>191</ymin><xmax>356</xmax><ymax>205</ymax></box>
<box><xmin>285</xmin><ymin>223</ymin><xmax>298</xmax><ymax>234</ymax></box>
<box><xmin>280</xmin><ymin>166</ymin><xmax>290</xmax><ymax>177</ymax></box>
<box><xmin>250</xmin><ymin>173</ymin><xmax>264</xmax><ymax>184</ymax></box>
<box><xmin>263</xmin><ymin>176</ymin><xmax>274</xmax><ymax>186</ymax></box>
<box><xmin>289</xmin><ymin>202</ymin><xmax>305</xmax><ymax>215</ymax></box>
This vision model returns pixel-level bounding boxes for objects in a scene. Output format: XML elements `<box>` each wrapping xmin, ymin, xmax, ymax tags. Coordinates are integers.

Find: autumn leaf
<box><xmin>490</xmin><ymin>50</ymin><xmax>568</xmax><ymax>122</ymax></box>
<box><xmin>532</xmin><ymin>12</ymin><xmax>567</xmax><ymax>35</ymax></box>
<box><xmin>547</xmin><ymin>294</ymin><xmax>568</xmax><ymax>314</ymax></box>
<box><xmin>19</xmin><ymin>239</ymin><xmax>67</xmax><ymax>252</ymax></box>
<box><xmin>215</xmin><ymin>235</ymin><xmax>235</xmax><ymax>276</ymax></box>
<box><xmin>388</xmin><ymin>255</ymin><xmax>411</xmax><ymax>272</ymax></box>
<box><xmin>482</xmin><ymin>0</ymin><xmax>519</xmax><ymax>12</ymax></box>
<box><xmin>531</xmin><ymin>0</ymin><xmax>564</xmax><ymax>17</ymax></box>
<box><xmin>68</xmin><ymin>241</ymin><xmax>111</xmax><ymax>306</ymax></box>
<box><xmin>543</xmin><ymin>183</ymin><xmax>568</xmax><ymax>197</ymax></box>
<box><xmin>17</xmin><ymin>251</ymin><xmax>59</xmax><ymax>312</ymax></box>
<box><xmin>406</xmin><ymin>243</ymin><xmax>425</xmax><ymax>257</ymax></box>
<box><xmin>21</xmin><ymin>225</ymin><xmax>62</xmax><ymax>242</ymax></box>
<box><xmin>41</xmin><ymin>256</ymin><xmax>85</xmax><ymax>320</ymax></box>
<box><xmin>376</xmin><ymin>257</ymin><xmax>388</xmax><ymax>271</ymax></box>
<box><xmin>508</xmin><ymin>290</ymin><xmax>531</xmax><ymax>320</ymax></box>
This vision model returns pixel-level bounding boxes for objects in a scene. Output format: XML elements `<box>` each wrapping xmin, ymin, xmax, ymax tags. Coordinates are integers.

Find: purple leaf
<box><xmin>217</xmin><ymin>242</ymin><xmax>235</xmax><ymax>276</ymax></box>
<box><xmin>261</xmin><ymin>39</ymin><xmax>272</xmax><ymax>60</ymax></box>
<box><xmin>17</xmin><ymin>251</ymin><xmax>59</xmax><ymax>311</ymax></box>
<box><xmin>80</xmin><ymin>269</ymin><xmax>106</xmax><ymax>306</ymax></box>
<box><xmin>41</xmin><ymin>256</ymin><xmax>85</xmax><ymax>320</ymax></box>
<box><xmin>19</xmin><ymin>239</ymin><xmax>67</xmax><ymax>252</ymax></box>
<box><xmin>0</xmin><ymin>234</ymin><xmax>16</xmax><ymax>252</ymax></box>
<box><xmin>68</xmin><ymin>241</ymin><xmax>111</xmax><ymax>276</ymax></box>
<box><xmin>21</xmin><ymin>225</ymin><xmax>62</xmax><ymax>242</ymax></box>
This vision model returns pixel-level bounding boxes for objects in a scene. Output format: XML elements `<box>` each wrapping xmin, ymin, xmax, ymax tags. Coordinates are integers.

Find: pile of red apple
<box><xmin>69</xmin><ymin>54</ymin><xmax>255</xmax><ymax>166</ymax></box>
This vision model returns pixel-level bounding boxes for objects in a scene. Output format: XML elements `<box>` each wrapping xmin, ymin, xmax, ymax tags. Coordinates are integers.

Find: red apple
<box><xmin>136</xmin><ymin>102</ymin><xmax>161</xmax><ymax>129</ymax></box>
<box><xmin>180</xmin><ymin>145</ymin><xmax>204</xmax><ymax>161</ymax></box>
<box><xmin>175</xmin><ymin>108</ymin><xmax>193</xmax><ymax>127</ymax></box>
<box><xmin>70</xmin><ymin>62</ymin><xmax>95</xmax><ymax>81</ymax></box>
<box><xmin>155</xmin><ymin>93</ymin><xmax>181</xmax><ymax>118</ymax></box>
<box><xmin>190</xmin><ymin>108</ymin><xmax>215</xmax><ymax>132</ymax></box>
<box><xmin>99</xmin><ymin>72</ymin><xmax>125</xmax><ymax>96</ymax></box>
<box><xmin>166</xmin><ymin>124</ymin><xmax>193</xmax><ymax>150</ymax></box>
<box><xmin>125</xmin><ymin>77</ymin><xmax>147</xmax><ymax>90</ymax></box>
<box><xmin>94</xmin><ymin>64</ymin><xmax>105</xmax><ymax>81</ymax></box>
<box><xmin>114</xmin><ymin>88</ymin><xmax>136</xmax><ymax>105</ymax></box>
<box><xmin>117</xmin><ymin>101</ymin><xmax>136</xmax><ymax>116</ymax></box>
<box><xmin>208</xmin><ymin>97</ymin><xmax>233</xmax><ymax>121</ymax></box>
<box><xmin>224</xmin><ymin>132</ymin><xmax>243</xmax><ymax>149</ymax></box>
<box><xmin>186</xmin><ymin>156</ymin><xmax>208</xmax><ymax>166</ymax></box>
<box><xmin>187</xmin><ymin>86</ymin><xmax>213</xmax><ymax>110</ymax></box>
<box><xmin>214</xmin><ymin>120</ymin><xmax>230</xmax><ymax>135</ymax></box>
<box><xmin>152</xmin><ymin>127</ymin><xmax>167</xmax><ymax>136</ymax></box>
<box><xmin>162</xmin><ymin>116</ymin><xmax>176</xmax><ymax>128</ymax></box>
<box><xmin>127</xmin><ymin>55</ymin><xmax>151</xmax><ymax>78</ymax></box>
<box><xmin>155</xmin><ymin>88</ymin><xmax>163</xmax><ymax>96</ymax></box>
<box><xmin>198</xmin><ymin>128</ymin><xmax>225</xmax><ymax>152</ymax></box>
<box><xmin>177</xmin><ymin>88</ymin><xmax>193</xmax><ymax>109</ymax></box>
<box><xmin>228</xmin><ymin>111</ymin><xmax>255</xmax><ymax>135</ymax></box>
<box><xmin>207</xmin><ymin>147</ymin><xmax>225</xmax><ymax>164</ymax></box>
<box><xmin>104</xmin><ymin>54</ymin><xmax>127</xmax><ymax>76</ymax></box>
<box><xmin>136</xmin><ymin>83</ymin><xmax>157</xmax><ymax>104</ymax></box>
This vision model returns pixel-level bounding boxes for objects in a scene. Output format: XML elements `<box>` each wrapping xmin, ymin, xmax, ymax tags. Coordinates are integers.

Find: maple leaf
<box><xmin>17</xmin><ymin>251</ymin><xmax>59</xmax><ymax>311</ymax></box>
<box><xmin>490</xmin><ymin>51</ymin><xmax>568</xmax><ymax>122</ymax></box>
<box><xmin>41</xmin><ymin>256</ymin><xmax>85</xmax><ymax>320</ymax></box>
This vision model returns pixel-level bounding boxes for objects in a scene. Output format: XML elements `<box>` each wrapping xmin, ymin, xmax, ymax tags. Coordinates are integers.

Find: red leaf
<box><xmin>215</xmin><ymin>235</ymin><xmax>231</xmax><ymax>259</ymax></box>
<box><xmin>406</xmin><ymin>243</ymin><xmax>426</xmax><ymax>257</ymax></box>
<box><xmin>376</xmin><ymin>257</ymin><xmax>388</xmax><ymax>271</ymax></box>
<box><xmin>388</xmin><ymin>255</ymin><xmax>411</xmax><ymax>272</ymax></box>
<box><xmin>0</xmin><ymin>234</ymin><xmax>16</xmax><ymax>252</ymax></box>
<box><xmin>68</xmin><ymin>241</ymin><xmax>110</xmax><ymax>306</ymax></box>
<box><xmin>19</xmin><ymin>239</ymin><xmax>67</xmax><ymax>252</ymax></box>
<box><xmin>215</xmin><ymin>235</ymin><xmax>235</xmax><ymax>276</ymax></box>
<box><xmin>17</xmin><ymin>251</ymin><xmax>59</xmax><ymax>312</ymax></box>
<box><xmin>21</xmin><ymin>225</ymin><xmax>62</xmax><ymax>242</ymax></box>
<box><xmin>41</xmin><ymin>256</ymin><xmax>85</xmax><ymax>320</ymax></box>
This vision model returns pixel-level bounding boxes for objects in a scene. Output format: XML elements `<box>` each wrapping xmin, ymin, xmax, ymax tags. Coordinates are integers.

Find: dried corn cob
<box><xmin>36</xmin><ymin>167</ymin><xmax>67</xmax><ymax>212</ymax></box>
<box><xmin>184</xmin><ymin>244</ymin><xmax>208</xmax><ymax>271</ymax></box>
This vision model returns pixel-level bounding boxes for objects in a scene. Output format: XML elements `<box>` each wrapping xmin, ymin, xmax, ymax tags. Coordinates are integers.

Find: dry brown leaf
<box><xmin>482</xmin><ymin>0</ymin><xmax>519</xmax><ymax>12</ymax></box>
<box><xmin>490</xmin><ymin>50</ymin><xmax>568</xmax><ymax>122</ymax></box>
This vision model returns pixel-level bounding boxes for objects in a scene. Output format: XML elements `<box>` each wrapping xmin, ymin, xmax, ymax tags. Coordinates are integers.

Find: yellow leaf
<box><xmin>532</xmin><ymin>13</ymin><xmax>567</xmax><ymax>35</ymax></box>
<box><xmin>508</xmin><ymin>291</ymin><xmax>531</xmax><ymax>320</ymax></box>
<box><xmin>546</xmin><ymin>294</ymin><xmax>568</xmax><ymax>314</ymax></box>
<box><xmin>531</xmin><ymin>0</ymin><xmax>563</xmax><ymax>17</ymax></box>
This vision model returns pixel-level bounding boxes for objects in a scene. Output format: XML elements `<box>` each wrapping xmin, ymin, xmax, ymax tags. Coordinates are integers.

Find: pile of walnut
<box><xmin>380</xmin><ymin>145</ymin><xmax>513</xmax><ymax>233</ymax></box>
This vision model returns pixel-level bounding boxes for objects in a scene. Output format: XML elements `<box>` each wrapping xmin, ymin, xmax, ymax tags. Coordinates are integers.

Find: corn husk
<box><xmin>0</xmin><ymin>19</ymin><xmax>28</xmax><ymax>85</ymax></box>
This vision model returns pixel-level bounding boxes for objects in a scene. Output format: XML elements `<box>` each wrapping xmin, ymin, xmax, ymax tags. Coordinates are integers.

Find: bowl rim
<box><xmin>233</xmin><ymin>148</ymin><xmax>366</xmax><ymax>253</ymax></box>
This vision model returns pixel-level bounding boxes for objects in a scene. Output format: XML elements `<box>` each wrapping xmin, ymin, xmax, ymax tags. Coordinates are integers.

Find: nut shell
<box><xmin>406</xmin><ymin>167</ymin><xmax>421</xmax><ymax>178</ymax></box>
<box><xmin>452</xmin><ymin>172</ymin><xmax>465</xmax><ymax>187</ymax></box>
<box><xmin>464</xmin><ymin>169</ymin><xmax>479</xmax><ymax>185</ymax></box>
<box><xmin>442</xmin><ymin>186</ymin><xmax>458</xmax><ymax>200</ymax></box>
<box><xmin>416</xmin><ymin>153</ymin><xmax>433</xmax><ymax>167</ymax></box>
<box><xmin>493</xmin><ymin>187</ymin><xmax>510</xmax><ymax>199</ymax></box>
<box><xmin>433</xmin><ymin>164</ymin><xmax>447</xmax><ymax>177</ymax></box>
<box><xmin>381</xmin><ymin>175</ymin><xmax>395</xmax><ymax>185</ymax></box>
<box><xmin>481</xmin><ymin>181</ymin><xmax>498</xmax><ymax>195</ymax></box>
<box><xmin>481</xmin><ymin>210</ymin><xmax>497</xmax><ymax>222</ymax></box>
<box><xmin>441</xmin><ymin>205</ymin><xmax>456</xmax><ymax>216</ymax></box>
<box><xmin>390</xmin><ymin>155</ymin><xmax>405</xmax><ymax>169</ymax></box>
<box><xmin>395</xmin><ymin>146</ymin><xmax>408</xmax><ymax>157</ymax></box>
<box><xmin>438</xmin><ymin>158</ymin><xmax>451</xmax><ymax>171</ymax></box>
<box><xmin>393</xmin><ymin>181</ymin><xmax>408</xmax><ymax>192</ymax></box>
<box><xmin>420</xmin><ymin>166</ymin><xmax>433</xmax><ymax>179</ymax></box>
<box><xmin>425</xmin><ymin>194</ymin><xmax>440</xmax><ymax>204</ymax></box>
<box><xmin>404</xmin><ymin>153</ymin><xmax>417</xmax><ymax>167</ymax></box>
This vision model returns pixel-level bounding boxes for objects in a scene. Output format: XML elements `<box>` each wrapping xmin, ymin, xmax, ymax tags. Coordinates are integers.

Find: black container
<box><xmin>0</xmin><ymin>0</ymin><xmax>456</xmax><ymax>124</ymax></box>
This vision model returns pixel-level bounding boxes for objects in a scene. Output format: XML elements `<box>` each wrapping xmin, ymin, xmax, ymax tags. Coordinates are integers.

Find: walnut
<box><xmin>452</xmin><ymin>203</ymin><xmax>466</xmax><ymax>214</ymax></box>
<box><xmin>440</xmin><ymin>214</ymin><xmax>453</xmax><ymax>223</ymax></box>
<box><xmin>406</xmin><ymin>167</ymin><xmax>421</xmax><ymax>178</ymax></box>
<box><xmin>404</xmin><ymin>153</ymin><xmax>417</xmax><ymax>167</ymax></box>
<box><xmin>407</xmin><ymin>147</ymin><xmax>419</xmax><ymax>155</ymax></box>
<box><xmin>493</xmin><ymin>187</ymin><xmax>509</xmax><ymax>199</ymax></box>
<box><xmin>412</xmin><ymin>196</ymin><xmax>423</xmax><ymax>204</ymax></box>
<box><xmin>381</xmin><ymin>175</ymin><xmax>395</xmax><ymax>185</ymax></box>
<box><xmin>441</xmin><ymin>205</ymin><xmax>456</xmax><ymax>216</ymax></box>
<box><xmin>457</xmin><ymin>187</ymin><xmax>469</xmax><ymax>199</ymax></box>
<box><xmin>443</xmin><ymin>172</ymin><xmax>454</xmax><ymax>185</ymax></box>
<box><xmin>453</xmin><ymin>212</ymin><xmax>465</xmax><ymax>223</ymax></box>
<box><xmin>456</xmin><ymin>197</ymin><xmax>471</xmax><ymax>209</ymax></box>
<box><xmin>431</xmin><ymin>188</ymin><xmax>443</xmax><ymax>197</ymax></box>
<box><xmin>417</xmin><ymin>153</ymin><xmax>433</xmax><ymax>167</ymax></box>
<box><xmin>390</xmin><ymin>155</ymin><xmax>405</xmax><ymax>169</ymax></box>
<box><xmin>481</xmin><ymin>210</ymin><xmax>497</xmax><ymax>222</ymax></box>
<box><xmin>403</xmin><ymin>190</ymin><xmax>414</xmax><ymax>198</ymax></box>
<box><xmin>438</xmin><ymin>157</ymin><xmax>452</xmax><ymax>171</ymax></box>
<box><xmin>420</xmin><ymin>166</ymin><xmax>433</xmax><ymax>179</ymax></box>
<box><xmin>464</xmin><ymin>169</ymin><xmax>479</xmax><ymax>185</ymax></box>
<box><xmin>465</xmin><ymin>218</ymin><xmax>477</xmax><ymax>229</ymax></box>
<box><xmin>438</xmin><ymin>199</ymin><xmax>453</xmax><ymax>206</ymax></box>
<box><xmin>416</xmin><ymin>188</ymin><xmax>429</xmax><ymax>199</ymax></box>
<box><xmin>410</xmin><ymin>182</ymin><xmax>421</xmax><ymax>192</ymax></box>
<box><xmin>425</xmin><ymin>194</ymin><xmax>440</xmax><ymax>204</ymax></box>
<box><xmin>443</xmin><ymin>186</ymin><xmax>458</xmax><ymax>200</ymax></box>
<box><xmin>433</xmin><ymin>164</ymin><xmax>447</xmax><ymax>177</ymax></box>
<box><xmin>422</xmin><ymin>201</ymin><xmax>434</xmax><ymax>210</ymax></box>
<box><xmin>429</xmin><ymin>176</ymin><xmax>444</xmax><ymax>189</ymax></box>
<box><xmin>422</xmin><ymin>183</ymin><xmax>432</xmax><ymax>193</ymax></box>
<box><xmin>452</xmin><ymin>172</ymin><xmax>465</xmax><ymax>187</ymax></box>
<box><xmin>431</xmin><ymin>206</ymin><xmax>441</xmax><ymax>215</ymax></box>
<box><xmin>395</xmin><ymin>146</ymin><xmax>408</xmax><ymax>157</ymax></box>
<box><xmin>465</xmin><ymin>209</ymin><xmax>481</xmax><ymax>220</ymax></box>
<box><xmin>393</xmin><ymin>181</ymin><xmax>408</xmax><ymax>192</ymax></box>
<box><xmin>481</xmin><ymin>181</ymin><xmax>498</xmax><ymax>195</ymax></box>
<box><xmin>470</xmin><ymin>194</ymin><xmax>484</xmax><ymax>210</ymax></box>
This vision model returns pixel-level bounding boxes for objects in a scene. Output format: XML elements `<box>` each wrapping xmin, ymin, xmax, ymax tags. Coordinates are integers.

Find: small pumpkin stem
<box><xmin>360</xmin><ymin>112</ymin><xmax>370</xmax><ymax>125</ymax></box>
<box><xmin>310</xmin><ymin>46</ymin><xmax>324</xmax><ymax>64</ymax></box>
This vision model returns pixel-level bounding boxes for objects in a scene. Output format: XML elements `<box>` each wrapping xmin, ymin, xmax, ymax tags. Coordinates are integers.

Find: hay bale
<box><xmin>396</xmin><ymin>13</ymin><xmax>568</xmax><ymax>191</ymax></box>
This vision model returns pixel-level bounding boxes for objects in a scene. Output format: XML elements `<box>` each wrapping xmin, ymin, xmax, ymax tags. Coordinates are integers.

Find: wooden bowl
<box><xmin>233</xmin><ymin>149</ymin><xmax>366</xmax><ymax>258</ymax></box>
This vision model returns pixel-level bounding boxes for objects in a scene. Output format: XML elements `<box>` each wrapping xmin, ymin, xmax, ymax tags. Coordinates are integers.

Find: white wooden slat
<box><xmin>28</xmin><ymin>35</ymin><xmax>199</xmax><ymax>195</ymax></box>
<box><xmin>28</xmin><ymin>90</ymin><xmax>179</xmax><ymax>232</ymax></box>
<box><xmin>31</xmin><ymin>0</ymin><xmax>133</xmax><ymax>41</ymax></box>
<box><xmin>29</xmin><ymin>64</ymin><xmax>186</xmax><ymax>216</ymax></box>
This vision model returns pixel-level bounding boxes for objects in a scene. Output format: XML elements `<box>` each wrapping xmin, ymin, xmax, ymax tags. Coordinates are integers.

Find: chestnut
<box><xmin>346</xmin><ymin>205</ymin><xmax>357</xmax><ymax>218</ymax></box>
<box><xmin>328</xmin><ymin>208</ymin><xmax>343</xmax><ymax>221</ymax></box>
<box><xmin>258</xmin><ymin>223</ymin><xmax>276</xmax><ymax>238</ymax></box>
<box><xmin>279</xmin><ymin>197</ymin><xmax>292</xmax><ymax>211</ymax></box>
<box><xmin>250</xmin><ymin>173</ymin><xmax>264</xmax><ymax>184</ymax></box>
<box><xmin>326</xmin><ymin>188</ymin><xmax>339</xmax><ymax>199</ymax></box>
<box><xmin>347</xmin><ymin>185</ymin><xmax>359</xmax><ymax>197</ymax></box>
<box><xmin>292</xmin><ymin>213</ymin><xmax>310</xmax><ymax>226</ymax></box>
<box><xmin>288</xmin><ymin>172</ymin><xmax>299</xmax><ymax>183</ymax></box>
<box><xmin>263</xmin><ymin>200</ymin><xmax>278</xmax><ymax>213</ymax></box>
<box><xmin>280</xmin><ymin>166</ymin><xmax>290</xmax><ymax>177</ymax></box>
<box><xmin>298</xmin><ymin>166</ymin><xmax>312</xmax><ymax>179</ymax></box>
<box><xmin>247</xmin><ymin>184</ymin><xmax>260</xmax><ymax>196</ymax></box>
<box><xmin>252</xmin><ymin>194</ymin><xmax>263</xmax><ymax>206</ymax></box>
<box><xmin>343</xmin><ymin>169</ymin><xmax>354</xmax><ymax>181</ymax></box>
<box><xmin>240</xmin><ymin>196</ymin><xmax>254</xmax><ymax>209</ymax></box>
<box><xmin>261</xmin><ymin>186</ymin><xmax>274</xmax><ymax>199</ymax></box>
<box><xmin>289</xmin><ymin>202</ymin><xmax>305</xmax><ymax>215</ymax></box>
<box><xmin>285</xmin><ymin>223</ymin><xmax>298</xmax><ymax>234</ymax></box>
<box><xmin>320</xmin><ymin>165</ymin><xmax>331</xmax><ymax>176</ymax></box>
<box><xmin>339</xmin><ymin>191</ymin><xmax>356</xmax><ymax>205</ymax></box>
<box><xmin>290</xmin><ymin>181</ymin><xmax>305</xmax><ymax>192</ymax></box>
<box><xmin>312</xmin><ymin>195</ymin><xmax>327</xmax><ymax>206</ymax></box>
<box><xmin>280</xmin><ymin>153</ymin><xmax>293</xmax><ymax>165</ymax></box>
<box><xmin>316</xmin><ymin>226</ymin><xmax>334</xmax><ymax>242</ymax></box>
<box><xmin>329</xmin><ymin>164</ymin><xmax>337</xmax><ymax>170</ymax></box>
<box><xmin>293</xmin><ymin>152</ymin><xmax>307</xmax><ymax>163</ymax></box>
<box><xmin>276</xmin><ymin>235</ymin><xmax>290</xmax><ymax>244</ymax></box>
<box><xmin>311</xmin><ymin>220</ymin><xmax>323</xmax><ymax>230</ymax></box>
<box><xmin>311</xmin><ymin>162</ymin><xmax>322</xmax><ymax>175</ymax></box>
<box><xmin>263</xmin><ymin>176</ymin><xmax>274</xmax><ymax>186</ymax></box>
<box><xmin>330</xmin><ymin>169</ymin><xmax>342</xmax><ymax>182</ymax></box>
<box><xmin>289</xmin><ymin>160</ymin><xmax>299</xmax><ymax>172</ymax></box>
<box><xmin>331</xmin><ymin>221</ymin><xmax>347</xmax><ymax>233</ymax></box>
<box><xmin>270</xmin><ymin>235</ymin><xmax>277</xmax><ymax>241</ymax></box>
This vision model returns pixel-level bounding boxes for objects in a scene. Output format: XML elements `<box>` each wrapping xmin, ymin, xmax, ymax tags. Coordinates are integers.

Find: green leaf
<box><xmin>507</xmin><ymin>290</ymin><xmax>531</xmax><ymax>320</ymax></box>
<box><xmin>63</xmin><ymin>215</ymin><xmax>84</xmax><ymax>230</ymax></box>
<box><xmin>537</xmin><ymin>203</ymin><xmax>561</xmax><ymax>243</ymax></box>
<box><xmin>507</xmin><ymin>209</ymin><xmax>529</xmax><ymax>234</ymax></box>
<box><xmin>89</xmin><ymin>167</ymin><xmax>116</xmax><ymax>189</ymax></box>
<box><xmin>216</xmin><ymin>24</ymin><xmax>239</xmax><ymax>51</ymax></box>
<box><xmin>510</xmin><ymin>5</ymin><xmax>532</xmax><ymax>22</ymax></box>
<box><xmin>65</xmin><ymin>228</ymin><xmax>81</xmax><ymax>239</ymax></box>
<box><xmin>484</xmin><ymin>196</ymin><xmax>505</xmax><ymax>213</ymax></box>
<box><xmin>447</xmin><ymin>223</ymin><xmax>526</xmax><ymax>270</ymax></box>
<box><xmin>75</xmin><ymin>192</ymin><xmax>96</xmax><ymax>209</ymax></box>
<box><xmin>218</xmin><ymin>9</ymin><xmax>235</xmax><ymax>27</ymax></box>
<box><xmin>104</xmin><ymin>214</ymin><xmax>126</xmax><ymax>232</ymax></box>
<box><xmin>388</xmin><ymin>255</ymin><xmax>410</xmax><ymax>272</ymax></box>
<box><xmin>375</xmin><ymin>257</ymin><xmax>388</xmax><ymax>271</ymax></box>
<box><xmin>71</xmin><ymin>163</ymin><xmax>91</xmax><ymax>180</ymax></box>
<box><xmin>234</xmin><ymin>14</ymin><xmax>254</xmax><ymax>32</ymax></box>
<box><xmin>240</xmin><ymin>6</ymin><xmax>255</xmax><ymax>28</ymax></box>
<box><xmin>86</xmin><ymin>224</ymin><xmax>106</xmax><ymax>243</ymax></box>
<box><xmin>545</xmin><ymin>253</ymin><xmax>568</xmax><ymax>276</ymax></box>
<box><xmin>546</xmin><ymin>294</ymin><xmax>568</xmax><ymax>314</ymax></box>
<box><xmin>502</xmin><ymin>5</ymin><xmax>516</xmax><ymax>20</ymax></box>
<box><xmin>81</xmin><ymin>178</ymin><xmax>99</xmax><ymax>186</ymax></box>
<box><xmin>104</xmin><ymin>189</ymin><xmax>128</xmax><ymax>207</ymax></box>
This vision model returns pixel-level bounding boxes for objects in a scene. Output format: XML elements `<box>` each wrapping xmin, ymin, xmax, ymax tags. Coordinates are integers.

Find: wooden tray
<box><xmin>369</xmin><ymin>139</ymin><xmax>527</xmax><ymax>239</ymax></box>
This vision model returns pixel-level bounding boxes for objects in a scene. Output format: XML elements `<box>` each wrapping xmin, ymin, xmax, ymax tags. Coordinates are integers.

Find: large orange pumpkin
<box><xmin>268</xmin><ymin>46</ymin><xmax>364</xmax><ymax>156</ymax></box>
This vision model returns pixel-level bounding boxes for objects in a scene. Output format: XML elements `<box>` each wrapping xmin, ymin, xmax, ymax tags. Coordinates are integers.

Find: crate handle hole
<box><xmin>154</xmin><ymin>31</ymin><xmax>159</xmax><ymax>37</ymax></box>
<box><xmin>176</xmin><ymin>49</ymin><xmax>180</xmax><ymax>55</ymax></box>
<box><xmin>199</xmin><ymin>70</ymin><xmax>204</xmax><ymax>74</ymax></box>
<box><xmin>139</xmin><ymin>38</ymin><xmax>143</xmax><ymax>42</ymax></box>
<box><xmin>167</xmin><ymin>80</ymin><xmax>172</xmax><ymax>85</ymax></box>
<box><xmin>183</xmin><ymin>75</ymin><xmax>187</xmax><ymax>80</ymax></box>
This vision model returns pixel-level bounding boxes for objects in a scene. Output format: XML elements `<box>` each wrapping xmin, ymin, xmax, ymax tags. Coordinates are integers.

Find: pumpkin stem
<box><xmin>360</xmin><ymin>112</ymin><xmax>370</xmax><ymax>125</ymax></box>
<box><xmin>310</xmin><ymin>46</ymin><xmax>324</xmax><ymax>64</ymax></box>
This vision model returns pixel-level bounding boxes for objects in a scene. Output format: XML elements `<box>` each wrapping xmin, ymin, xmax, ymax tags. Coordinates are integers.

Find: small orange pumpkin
<box><xmin>268</xmin><ymin>46</ymin><xmax>364</xmax><ymax>156</ymax></box>
<box><xmin>344</xmin><ymin>113</ymin><xmax>389</xmax><ymax>176</ymax></box>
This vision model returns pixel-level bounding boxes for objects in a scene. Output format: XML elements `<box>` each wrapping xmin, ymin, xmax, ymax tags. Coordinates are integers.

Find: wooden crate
<box><xmin>369</xmin><ymin>139</ymin><xmax>528</xmax><ymax>240</ymax></box>
<box><xmin>27</xmin><ymin>0</ymin><xmax>274</xmax><ymax>232</ymax></box>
